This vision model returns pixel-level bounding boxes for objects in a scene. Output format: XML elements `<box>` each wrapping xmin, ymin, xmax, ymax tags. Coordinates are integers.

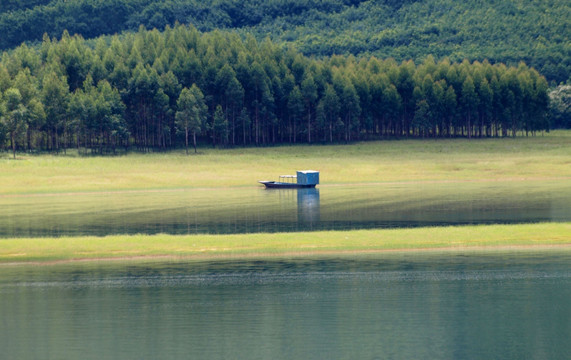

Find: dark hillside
<box><xmin>0</xmin><ymin>0</ymin><xmax>52</xmax><ymax>13</ymax></box>
<box><xmin>0</xmin><ymin>0</ymin><xmax>148</xmax><ymax>50</ymax></box>
<box><xmin>0</xmin><ymin>0</ymin><xmax>568</xmax><ymax>83</ymax></box>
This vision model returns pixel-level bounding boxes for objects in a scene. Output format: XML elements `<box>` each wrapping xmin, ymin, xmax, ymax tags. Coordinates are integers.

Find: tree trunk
<box><xmin>185</xmin><ymin>127</ymin><xmax>189</xmax><ymax>155</ymax></box>
<box><xmin>467</xmin><ymin>112</ymin><xmax>472</xmax><ymax>139</ymax></box>
<box><xmin>63</xmin><ymin>127</ymin><xmax>67</xmax><ymax>155</ymax></box>
<box><xmin>243</xmin><ymin>117</ymin><xmax>246</xmax><ymax>146</ymax></box>
<box><xmin>232</xmin><ymin>108</ymin><xmax>236</xmax><ymax>146</ymax></box>
<box><xmin>193</xmin><ymin>131</ymin><xmax>197</xmax><ymax>153</ymax></box>
<box><xmin>255</xmin><ymin>105</ymin><xmax>259</xmax><ymax>145</ymax></box>
<box><xmin>307</xmin><ymin>108</ymin><xmax>311</xmax><ymax>143</ymax></box>
<box><xmin>11</xmin><ymin>132</ymin><xmax>16</xmax><ymax>159</ymax></box>
<box><xmin>27</xmin><ymin>129</ymin><xmax>32</xmax><ymax>152</ymax></box>
<box><xmin>293</xmin><ymin>119</ymin><xmax>296</xmax><ymax>144</ymax></box>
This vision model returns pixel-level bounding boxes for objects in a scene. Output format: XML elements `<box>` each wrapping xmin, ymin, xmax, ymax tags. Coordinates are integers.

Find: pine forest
<box><xmin>0</xmin><ymin>0</ymin><xmax>568</xmax><ymax>154</ymax></box>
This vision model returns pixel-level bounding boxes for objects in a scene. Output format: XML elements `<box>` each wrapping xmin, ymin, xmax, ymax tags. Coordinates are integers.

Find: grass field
<box><xmin>1</xmin><ymin>132</ymin><xmax>569</xmax><ymax>265</ymax></box>
<box><xmin>1</xmin><ymin>131</ymin><xmax>570</xmax><ymax>195</ymax></box>
<box><xmin>1</xmin><ymin>223</ymin><xmax>569</xmax><ymax>264</ymax></box>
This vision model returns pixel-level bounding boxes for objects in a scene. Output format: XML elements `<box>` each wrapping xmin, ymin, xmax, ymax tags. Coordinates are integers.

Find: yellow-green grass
<box><xmin>1</xmin><ymin>131</ymin><xmax>570</xmax><ymax>195</ymax></box>
<box><xmin>1</xmin><ymin>223</ymin><xmax>569</xmax><ymax>264</ymax></box>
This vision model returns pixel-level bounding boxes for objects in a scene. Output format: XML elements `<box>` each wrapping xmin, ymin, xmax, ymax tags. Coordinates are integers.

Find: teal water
<box><xmin>1</xmin><ymin>180</ymin><xmax>569</xmax><ymax>237</ymax></box>
<box><xmin>1</xmin><ymin>253</ymin><xmax>570</xmax><ymax>359</ymax></box>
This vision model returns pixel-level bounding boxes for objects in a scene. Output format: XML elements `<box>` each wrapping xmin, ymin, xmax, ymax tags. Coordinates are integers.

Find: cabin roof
<box><xmin>297</xmin><ymin>170</ymin><xmax>319</xmax><ymax>174</ymax></box>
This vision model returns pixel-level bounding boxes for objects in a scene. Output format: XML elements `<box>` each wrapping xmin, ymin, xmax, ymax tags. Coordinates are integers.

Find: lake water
<box><xmin>1</xmin><ymin>253</ymin><xmax>570</xmax><ymax>359</ymax></box>
<box><xmin>2</xmin><ymin>180</ymin><xmax>570</xmax><ymax>359</ymax></box>
<box><xmin>1</xmin><ymin>180</ymin><xmax>569</xmax><ymax>237</ymax></box>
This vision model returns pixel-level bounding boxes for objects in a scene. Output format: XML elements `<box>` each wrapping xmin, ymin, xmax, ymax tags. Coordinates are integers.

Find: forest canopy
<box><xmin>0</xmin><ymin>25</ymin><xmax>551</xmax><ymax>155</ymax></box>
<box><xmin>0</xmin><ymin>0</ymin><xmax>569</xmax><ymax>84</ymax></box>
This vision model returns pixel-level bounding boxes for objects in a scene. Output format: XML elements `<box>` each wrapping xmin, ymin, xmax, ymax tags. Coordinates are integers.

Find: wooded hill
<box><xmin>0</xmin><ymin>0</ymin><xmax>569</xmax><ymax>84</ymax></box>
<box><xmin>0</xmin><ymin>25</ymin><xmax>550</xmax><ymax>156</ymax></box>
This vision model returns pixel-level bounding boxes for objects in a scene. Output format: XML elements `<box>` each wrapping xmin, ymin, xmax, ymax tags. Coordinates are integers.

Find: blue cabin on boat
<box><xmin>258</xmin><ymin>170</ymin><xmax>319</xmax><ymax>188</ymax></box>
<box><xmin>296</xmin><ymin>170</ymin><xmax>319</xmax><ymax>186</ymax></box>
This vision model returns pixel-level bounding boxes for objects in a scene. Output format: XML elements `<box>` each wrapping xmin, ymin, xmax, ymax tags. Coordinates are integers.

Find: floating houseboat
<box><xmin>259</xmin><ymin>170</ymin><xmax>319</xmax><ymax>189</ymax></box>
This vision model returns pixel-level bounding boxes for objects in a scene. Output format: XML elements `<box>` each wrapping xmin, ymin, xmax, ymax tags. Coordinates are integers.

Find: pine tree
<box><xmin>175</xmin><ymin>84</ymin><xmax>207</xmax><ymax>154</ymax></box>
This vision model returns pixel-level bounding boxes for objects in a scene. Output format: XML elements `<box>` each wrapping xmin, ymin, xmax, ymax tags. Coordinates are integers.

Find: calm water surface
<box><xmin>1</xmin><ymin>253</ymin><xmax>570</xmax><ymax>359</ymax></box>
<box><xmin>2</xmin><ymin>181</ymin><xmax>570</xmax><ymax>359</ymax></box>
<box><xmin>1</xmin><ymin>180</ymin><xmax>569</xmax><ymax>237</ymax></box>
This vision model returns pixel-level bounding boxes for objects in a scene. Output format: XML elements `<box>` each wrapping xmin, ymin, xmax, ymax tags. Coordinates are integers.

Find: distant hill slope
<box><xmin>0</xmin><ymin>0</ymin><xmax>52</xmax><ymax>13</ymax></box>
<box><xmin>1</xmin><ymin>0</ymin><xmax>569</xmax><ymax>83</ymax></box>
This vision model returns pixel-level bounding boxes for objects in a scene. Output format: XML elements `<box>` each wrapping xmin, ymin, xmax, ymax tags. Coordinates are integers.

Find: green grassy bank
<box><xmin>1</xmin><ymin>133</ymin><xmax>569</xmax><ymax>265</ymax></box>
<box><xmin>1</xmin><ymin>223</ymin><xmax>569</xmax><ymax>265</ymax></box>
<box><xmin>1</xmin><ymin>131</ymin><xmax>570</xmax><ymax>195</ymax></box>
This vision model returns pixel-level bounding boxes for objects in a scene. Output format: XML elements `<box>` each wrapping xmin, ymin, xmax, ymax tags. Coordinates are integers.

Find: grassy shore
<box><xmin>1</xmin><ymin>131</ymin><xmax>570</xmax><ymax>195</ymax></box>
<box><xmin>1</xmin><ymin>132</ymin><xmax>569</xmax><ymax>265</ymax></box>
<box><xmin>1</xmin><ymin>223</ymin><xmax>569</xmax><ymax>265</ymax></box>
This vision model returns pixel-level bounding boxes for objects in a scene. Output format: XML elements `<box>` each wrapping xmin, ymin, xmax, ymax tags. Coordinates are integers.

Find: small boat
<box><xmin>259</xmin><ymin>170</ymin><xmax>319</xmax><ymax>189</ymax></box>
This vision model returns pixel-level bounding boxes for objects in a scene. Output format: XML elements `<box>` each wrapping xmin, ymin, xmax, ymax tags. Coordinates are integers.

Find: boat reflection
<box><xmin>263</xmin><ymin>188</ymin><xmax>320</xmax><ymax>228</ymax></box>
<box><xmin>297</xmin><ymin>188</ymin><xmax>320</xmax><ymax>227</ymax></box>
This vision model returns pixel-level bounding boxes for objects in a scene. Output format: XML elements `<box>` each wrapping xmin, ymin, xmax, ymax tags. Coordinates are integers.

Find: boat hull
<box><xmin>258</xmin><ymin>181</ymin><xmax>316</xmax><ymax>189</ymax></box>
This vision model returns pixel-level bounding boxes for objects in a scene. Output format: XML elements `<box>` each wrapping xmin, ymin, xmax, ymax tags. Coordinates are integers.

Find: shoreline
<box><xmin>2</xmin><ymin>132</ymin><xmax>570</xmax><ymax>196</ymax></box>
<box><xmin>2</xmin><ymin>223</ymin><xmax>569</xmax><ymax>266</ymax></box>
<box><xmin>2</xmin><ymin>243</ymin><xmax>571</xmax><ymax>267</ymax></box>
<box><xmin>1</xmin><ymin>176</ymin><xmax>570</xmax><ymax>198</ymax></box>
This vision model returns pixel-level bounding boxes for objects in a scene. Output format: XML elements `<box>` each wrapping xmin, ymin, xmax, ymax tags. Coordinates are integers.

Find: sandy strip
<box><xmin>2</xmin><ymin>243</ymin><xmax>570</xmax><ymax>267</ymax></box>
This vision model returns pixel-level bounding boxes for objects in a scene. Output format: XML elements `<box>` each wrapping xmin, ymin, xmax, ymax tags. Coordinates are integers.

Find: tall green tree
<box><xmin>238</xmin><ymin>107</ymin><xmax>251</xmax><ymax>145</ymax></box>
<box><xmin>413</xmin><ymin>100</ymin><xmax>431</xmax><ymax>138</ymax></box>
<box><xmin>338</xmin><ymin>76</ymin><xmax>361</xmax><ymax>142</ymax></box>
<box><xmin>226</xmin><ymin>77</ymin><xmax>244</xmax><ymax>145</ymax></box>
<box><xmin>95</xmin><ymin>80</ymin><xmax>128</xmax><ymax>153</ymax></box>
<box><xmin>212</xmin><ymin>104</ymin><xmax>229</xmax><ymax>147</ymax></box>
<box><xmin>383</xmin><ymin>83</ymin><xmax>402</xmax><ymax>136</ymax></box>
<box><xmin>287</xmin><ymin>85</ymin><xmax>304</xmax><ymax>143</ymax></box>
<box><xmin>548</xmin><ymin>85</ymin><xmax>570</xmax><ymax>129</ymax></box>
<box><xmin>248</xmin><ymin>62</ymin><xmax>272</xmax><ymax>145</ymax></box>
<box><xmin>175</xmin><ymin>84</ymin><xmax>207</xmax><ymax>154</ymax></box>
<box><xmin>12</xmin><ymin>68</ymin><xmax>44</xmax><ymax>149</ymax></box>
<box><xmin>301</xmin><ymin>73</ymin><xmax>317</xmax><ymax>143</ymax></box>
<box><xmin>443</xmin><ymin>85</ymin><xmax>457</xmax><ymax>137</ymax></box>
<box><xmin>1</xmin><ymin>88</ymin><xmax>27</xmax><ymax>158</ymax></box>
<box><xmin>319</xmin><ymin>84</ymin><xmax>340</xmax><ymax>142</ymax></box>
<box><xmin>460</xmin><ymin>76</ymin><xmax>478</xmax><ymax>138</ymax></box>
<box><xmin>477</xmin><ymin>78</ymin><xmax>493</xmax><ymax>137</ymax></box>
<box><xmin>41</xmin><ymin>71</ymin><xmax>70</xmax><ymax>151</ymax></box>
<box><xmin>396</xmin><ymin>61</ymin><xmax>415</xmax><ymax>136</ymax></box>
